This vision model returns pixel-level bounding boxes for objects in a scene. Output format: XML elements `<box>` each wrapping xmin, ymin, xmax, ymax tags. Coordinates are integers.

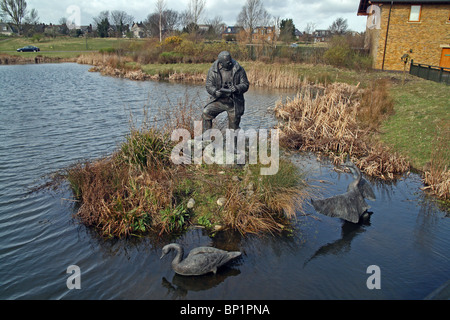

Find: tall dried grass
<box><xmin>58</xmin><ymin>96</ymin><xmax>310</xmax><ymax>238</ymax></box>
<box><xmin>220</xmin><ymin>159</ymin><xmax>309</xmax><ymax>235</ymax></box>
<box><xmin>274</xmin><ymin>80</ymin><xmax>410</xmax><ymax>179</ymax></box>
<box><xmin>358</xmin><ymin>79</ymin><xmax>394</xmax><ymax>130</ymax></box>
<box><xmin>423</xmin><ymin>124</ymin><xmax>450</xmax><ymax>201</ymax></box>
<box><xmin>77</xmin><ymin>53</ymin><xmax>159</xmax><ymax>81</ymax></box>
<box><xmin>247</xmin><ymin>63</ymin><xmax>305</xmax><ymax>89</ymax></box>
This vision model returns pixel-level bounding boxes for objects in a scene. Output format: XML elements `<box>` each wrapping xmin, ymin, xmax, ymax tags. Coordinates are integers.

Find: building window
<box><xmin>409</xmin><ymin>5</ymin><xmax>421</xmax><ymax>22</ymax></box>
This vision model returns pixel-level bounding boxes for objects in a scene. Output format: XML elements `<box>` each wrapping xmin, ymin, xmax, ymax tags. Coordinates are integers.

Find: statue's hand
<box><xmin>215</xmin><ymin>90</ymin><xmax>223</xmax><ymax>98</ymax></box>
<box><xmin>230</xmin><ymin>85</ymin><xmax>237</xmax><ymax>93</ymax></box>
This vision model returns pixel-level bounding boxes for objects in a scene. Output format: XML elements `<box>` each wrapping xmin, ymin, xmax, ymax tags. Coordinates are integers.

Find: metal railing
<box><xmin>409</xmin><ymin>60</ymin><xmax>450</xmax><ymax>85</ymax></box>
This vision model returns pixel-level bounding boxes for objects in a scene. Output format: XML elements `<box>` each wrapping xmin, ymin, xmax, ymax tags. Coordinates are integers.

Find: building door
<box><xmin>440</xmin><ymin>48</ymin><xmax>450</xmax><ymax>68</ymax></box>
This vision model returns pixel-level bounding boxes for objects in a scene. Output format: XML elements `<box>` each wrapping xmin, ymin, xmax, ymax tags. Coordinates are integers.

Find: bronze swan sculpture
<box><xmin>311</xmin><ymin>161</ymin><xmax>376</xmax><ymax>223</ymax></box>
<box><xmin>161</xmin><ymin>243</ymin><xmax>241</xmax><ymax>276</ymax></box>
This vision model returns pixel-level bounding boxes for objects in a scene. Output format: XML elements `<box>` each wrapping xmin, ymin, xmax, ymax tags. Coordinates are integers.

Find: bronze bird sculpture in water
<box><xmin>160</xmin><ymin>243</ymin><xmax>241</xmax><ymax>276</ymax></box>
<box><xmin>311</xmin><ymin>161</ymin><xmax>376</xmax><ymax>224</ymax></box>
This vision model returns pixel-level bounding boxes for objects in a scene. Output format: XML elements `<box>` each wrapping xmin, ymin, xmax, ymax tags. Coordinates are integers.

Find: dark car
<box><xmin>16</xmin><ymin>45</ymin><xmax>40</xmax><ymax>52</ymax></box>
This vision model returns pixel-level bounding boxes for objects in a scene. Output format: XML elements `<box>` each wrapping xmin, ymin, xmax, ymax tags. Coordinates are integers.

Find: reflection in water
<box><xmin>162</xmin><ymin>267</ymin><xmax>241</xmax><ymax>299</ymax></box>
<box><xmin>304</xmin><ymin>218</ymin><xmax>372</xmax><ymax>267</ymax></box>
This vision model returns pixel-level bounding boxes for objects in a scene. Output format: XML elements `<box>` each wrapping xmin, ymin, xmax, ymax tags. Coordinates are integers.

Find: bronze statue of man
<box><xmin>203</xmin><ymin>51</ymin><xmax>250</xmax><ymax>131</ymax></box>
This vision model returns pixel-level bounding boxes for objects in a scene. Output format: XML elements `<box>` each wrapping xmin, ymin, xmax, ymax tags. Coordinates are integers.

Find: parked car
<box><xmin>16</xmin><ymin>46</ymin><xmax>40</xmax><ymax>52</ymax></box>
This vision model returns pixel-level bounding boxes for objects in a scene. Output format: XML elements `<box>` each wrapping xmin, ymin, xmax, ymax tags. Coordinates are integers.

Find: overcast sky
<box><xmin>26</xmin><ymin>0</ymin><xmax>367</xmax><ymax>32</ymax></box>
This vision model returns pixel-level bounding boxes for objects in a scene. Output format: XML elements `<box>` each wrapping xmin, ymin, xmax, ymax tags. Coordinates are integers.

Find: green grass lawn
<box><xmin>381</xmin><ymin>78</ymin><xmax>450</xmax><ymax>169</ymax></box>
<box><xmin>0</xmin><ymin>36</ymin><xmax>144</xmax><ymax>59</ymax></box>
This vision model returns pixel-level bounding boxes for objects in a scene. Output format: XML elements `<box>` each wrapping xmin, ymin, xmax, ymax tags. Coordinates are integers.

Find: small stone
<box><xmin>187</xmin><ymin>198</ymin><xmax>195</xmax><ymax>209</ymax></box>
<box><xmin>232</xmin><ymin>175</ymin><xmax>241</xmax><ymax>182</ymax></box>
<box><xmin>214</xmin><ymin>225</ymin><xmax>224</xmax><ymax>231</ymax></box>
<box><xmin>217</xmin><ymin>197</ymin><xmax>227</xmax><ymax>207</ymax></box>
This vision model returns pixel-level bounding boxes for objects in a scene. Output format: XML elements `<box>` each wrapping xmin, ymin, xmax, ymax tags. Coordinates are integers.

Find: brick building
<box><xmin>357</xmin><ymin>0</ymin><xmax>450</xmax><ymax>71</ymax></box>
<box><xmin>251</xmin><ymin>26</ymin><xmax>277</xmax><ymax>44</ymax></box>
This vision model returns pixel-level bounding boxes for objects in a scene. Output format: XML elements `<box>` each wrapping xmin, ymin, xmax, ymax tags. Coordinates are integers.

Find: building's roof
<box><xmin>223</xmin><ymin>26</ymin><xmax>243</xmax><ymax>34</ymax></box>
<box><xmin>357</xmin><ymin>0</ymin><xmax>450</xmax><ymax>15</ymax></box>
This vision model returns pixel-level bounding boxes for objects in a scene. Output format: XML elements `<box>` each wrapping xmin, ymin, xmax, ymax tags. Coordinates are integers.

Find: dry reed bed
<box><xmin>246</xmin><ymin>63</ymin><xmax>306</xmax><ymax>89</ymax></box>
<box><xmin>77</xmin><ymin>53</ymin><xmax>306</xmax><ymax>88</ymax></box>
<box><xmin>77</xmin><ymin>53</ymin><xmax>206</xmax><ymax>82</ymax></box>
<box><xmin>77</xmin><ymin>53</ymin><xmax>160</xmax><ymax>81</ymax></box>
<box><xmin>422</xmin><ymin>125</ymin><xmax>450</xmax><ymax>201</ymax></box>
<box><xmin>274</xmin><ymin>81</ymin><xmax>410</xmax><ymax>180</ymax></box>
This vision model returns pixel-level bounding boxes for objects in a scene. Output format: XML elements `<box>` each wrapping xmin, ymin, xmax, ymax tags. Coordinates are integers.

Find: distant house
<box><xmin>313</xmin><ymin>29</ymin><xmax>332</xmax><ymax>42</ymax></box>
<box><xmin>80</xmin><ymin>25</ymin><xmax>93</xmax><ymax>35</ymax></box>
<box><xmin>251</xmin><ymin>26</ymin><xmax>277</xmax><ymax>44</ymax></box>
<box><xmin>222</xmin><ymin>26</ymin><xmax>243</xmax><ymax>41</ymax></box>
<box><xmin>197</xmin><ymin>24</ymin><xmax>211</xmax><ymax>33</ymax></box>
<box><xmin>43</xmin><ymin>24</ymin><xmax>63</xmax><ymax>36</ymax></box>
<box><xmin>131</xmin><ymin>22</ymin><xmax>146</xmax><ymax>38</ymax></box>
<box><xmin>357</xmin><ymin>0</ymin><xmax>450</xmax><ymax>71</ymax></box>
<box><xmin>0</xmin><ymin>23</ymin><xmax>15</xmax><ymax>36</ymax></box>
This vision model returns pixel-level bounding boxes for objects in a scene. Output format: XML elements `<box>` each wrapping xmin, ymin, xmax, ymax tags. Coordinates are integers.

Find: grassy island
<box><xmin>58</xmin><ymin>105</ymin><xmax>309</xmax><ymax>239</ymax></box>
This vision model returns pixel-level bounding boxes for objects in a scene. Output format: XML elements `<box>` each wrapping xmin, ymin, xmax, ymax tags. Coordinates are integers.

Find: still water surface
<box><xmin>0</xmin><ymin>63</ymin><xmax>448</xmax><ymax>299</ymax></box>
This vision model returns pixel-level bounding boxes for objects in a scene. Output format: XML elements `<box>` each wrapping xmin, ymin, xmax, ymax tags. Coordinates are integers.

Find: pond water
<box><xmin>0</xmin><ymin>63</ymin><xmax>448</xmax><ymax>300</ymax></box>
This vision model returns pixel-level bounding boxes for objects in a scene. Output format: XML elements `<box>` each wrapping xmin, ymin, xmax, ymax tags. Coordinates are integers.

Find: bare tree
<box><xmin>329</xmin><ymin>17</ymin><xmax>348</xmax><ymax>35</ymax></box>
<box><xmin>93</xmin><ymin>11</ymin><xmax>110</xmax><ymax>38</ymax></box>
<box><xmin>236</xmin><ymin>0</ymin><xmax>271</xmax><ymax>43</ymax></box>
<box><xmin>110</xmin><ymin>10</ymin><xmax>134</xmax><ymax>38</ymax></box>
<box><xmin>205</xmin><ymin>15</ymin><xmax>225</xmax><ymax>39</ymax></box>
<box><xmin>182</xmin><ymin>0</ymin><xmax>206</xmax><ymax>33</ymax></box>
<box><xmin>93</xmin><ymin>10</ymin><xmax>110</xmax><ymax>28</ymax></box>
<box><xmin>155</xmin><ymin>0</ymin><xmax>166</xmax><ymax>42</ymax></box>
<box><xmin>144</xmin><ymin>9</ymin><xmax>179</xmax><ymax>38</ymax></box>
<box><xmin>23</xmin><ymin>7</ymin><xmax>38</xmax><ymax>24</ymax></box>
<box><xmin>304</xmin><ymin>21</ymin><xmax>316</xmax><ymax>43</ymax></box>
<box><xmin>164</xmin><ymin>9</ymin><xmax>180</xmax><ymax>33</ymax></box>
<box><xmin>0</xmin><ymin>0</ymin><xmax>33</xmax><ymax>34</ymax></box>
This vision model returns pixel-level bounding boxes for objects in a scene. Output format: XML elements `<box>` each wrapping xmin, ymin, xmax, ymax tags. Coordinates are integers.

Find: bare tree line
<box><xmin>2</xmin><ymin>0</ymin><xmax>354</xmax><ymax>43</ymax></box>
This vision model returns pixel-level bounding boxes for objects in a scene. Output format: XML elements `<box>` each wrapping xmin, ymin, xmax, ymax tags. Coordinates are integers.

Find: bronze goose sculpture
<box><xmin>311</xmin><ymin>161</ymin><xmax>376</xmax><ymax>224</ymax></box>
<box><xmin>160</xmin><ymin>243</ymin><xmax>241</xmax><ymax>276</ymax></box>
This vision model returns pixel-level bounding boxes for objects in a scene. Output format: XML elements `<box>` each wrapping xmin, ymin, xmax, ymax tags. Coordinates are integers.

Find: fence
<box><xmin>409</xmin><ymin>60</ymin><xmax>450</xmax><ymax>85</ymax></box>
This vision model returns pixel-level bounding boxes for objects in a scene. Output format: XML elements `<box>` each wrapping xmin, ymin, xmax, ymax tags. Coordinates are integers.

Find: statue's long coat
<box><xmin>205</xmin><ymin>59</ymin><xmax>250</xmax><ymax>117</ymax></box>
